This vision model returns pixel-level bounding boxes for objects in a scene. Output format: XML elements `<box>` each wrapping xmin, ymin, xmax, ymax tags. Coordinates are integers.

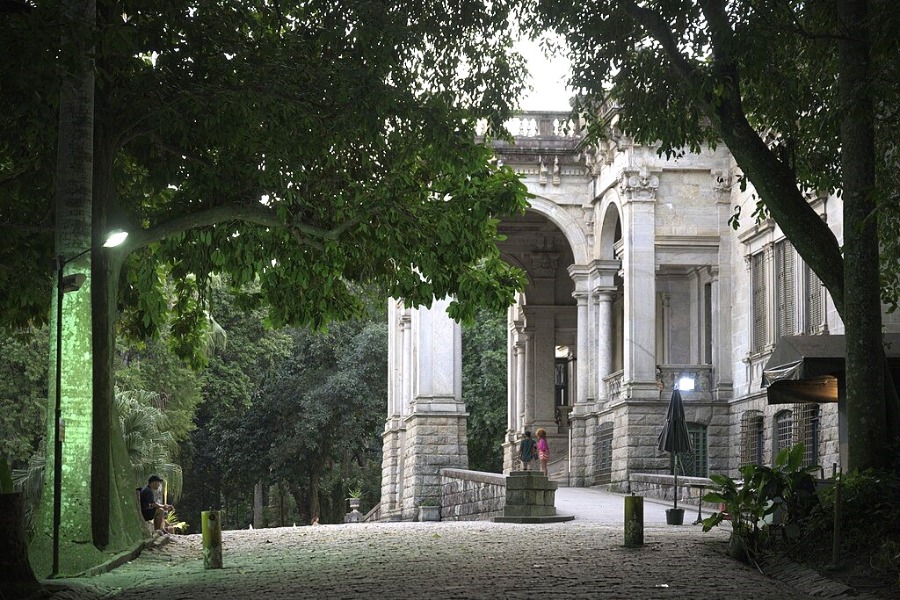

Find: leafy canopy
<box><xmin>1</xmin><ymin>1</ymin><xmax>531</xmax><ymax>347</ymax></box>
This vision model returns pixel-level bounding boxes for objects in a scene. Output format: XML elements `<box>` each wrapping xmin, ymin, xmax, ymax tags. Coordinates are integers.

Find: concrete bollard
<box><xmin>624</xmin><ymin>494</ymin><xmax>644</xmax><ymax>547</ymax></box>
<box><xmin>202</xmin><ymin>510</ymin><xmax>223</xmax><ymax>569</ymax></box>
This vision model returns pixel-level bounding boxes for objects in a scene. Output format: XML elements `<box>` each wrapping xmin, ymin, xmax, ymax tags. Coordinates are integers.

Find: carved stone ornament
<box><xmin>618</xmin><ymin>166</ymin><xmax>659</xmax><ymax>200</ymax></box>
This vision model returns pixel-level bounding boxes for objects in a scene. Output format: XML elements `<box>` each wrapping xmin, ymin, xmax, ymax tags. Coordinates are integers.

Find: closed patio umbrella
<box><xmin>657</xmin><ymin>388</ymin><xmax>692</xmax><ymax>514</ymax></box>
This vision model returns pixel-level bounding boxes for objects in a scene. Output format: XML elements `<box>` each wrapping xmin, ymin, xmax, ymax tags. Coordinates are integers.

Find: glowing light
<box><xmin>678</xmin><ymin>377</ymin><xmax>695</xmax><ymax>391</ymax></box>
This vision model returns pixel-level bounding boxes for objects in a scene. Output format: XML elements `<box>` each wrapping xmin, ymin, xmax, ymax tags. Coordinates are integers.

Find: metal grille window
<box><xmin>555</xmin><ymin>358</ymin><xmax>569</xmax><ymax>406</ymax></box>
<box><xmin>775</xmin><ymin>240</ymin><xmax>795</xmax><ymax>338</ymax></box>
<box><xmin>774</xmin><ymin>409</ymin><xmax>794</xmax><ymax>461</ymax></box>
<box><xmin>751</xmin><ymin>252</ymin><xmax>767</xmax><ymax>352</ymax></box>
<box><xmin>674</xmin><ymin>423</ymin><xmax>708</xmax><ymax>477</ymax></box>
<box><xmin>798</xmin><ymin>404</ymin><xmax>820</xmax><ymax>467</ymax></box>
<box><xmin>741</xmin><ymin>410</ymin><xmax>765</xmax><ymax>466</ymax></box>
<box><xmin>805</xmin><ymin>264</ymin><xmax>824</xmax><ymax>334</ymax></box>
<box><xmin>595</xmin><ymin>422</ymin><xmax>614</xmax><ymax>485</ymax></box>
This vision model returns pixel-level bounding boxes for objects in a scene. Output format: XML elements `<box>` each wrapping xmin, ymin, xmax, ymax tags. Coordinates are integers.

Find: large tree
<box><xmin>2</xmin><ymin>0</ymin><xmax>529</xmax><ymax>573</ymax></box>
<box><xmin>530</xmin><ymin>0</ymin><xmax>900</xmax><ymax>470</ymax></box>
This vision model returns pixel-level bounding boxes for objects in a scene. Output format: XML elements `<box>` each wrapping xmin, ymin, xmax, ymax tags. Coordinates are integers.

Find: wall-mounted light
<box><xmin>678</xmin><ymin>377</ymin><xmax>695</xmax><ymax>392</ymax></box>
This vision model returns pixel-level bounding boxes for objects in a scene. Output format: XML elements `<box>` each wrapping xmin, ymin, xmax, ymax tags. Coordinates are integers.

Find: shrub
<box><xmin>702</xmin><ymin>444</ymin><xmax>821</xmax><ymax>563</ymax></box>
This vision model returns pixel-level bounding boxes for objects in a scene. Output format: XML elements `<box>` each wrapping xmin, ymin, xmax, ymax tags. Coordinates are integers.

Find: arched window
<box><xmin>774</xmin><ymin>409</ymin><xmax>794</xmax><ymax>462</ymax></box>
<box><xmin>741</xmin><ymin>410</ymin><xmax>765</xmax><ymax>466</ymax></box>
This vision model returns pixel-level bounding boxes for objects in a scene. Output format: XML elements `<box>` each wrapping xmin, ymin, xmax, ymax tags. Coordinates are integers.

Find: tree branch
<box><xmin>125</xmin><ymin>202</ymin><xmax>324</xmax><ymax>253</ymax></box>
<box><xmin>621</xmin><ymin>0</ymin><xmax>847</xmax><ymax>315</ymax></box>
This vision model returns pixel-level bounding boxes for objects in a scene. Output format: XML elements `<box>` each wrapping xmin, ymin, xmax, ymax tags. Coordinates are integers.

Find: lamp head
<box><xmin>102</xmin><ymin>229</ymin><xmax>128</xmax><ymax>248</ymax></box>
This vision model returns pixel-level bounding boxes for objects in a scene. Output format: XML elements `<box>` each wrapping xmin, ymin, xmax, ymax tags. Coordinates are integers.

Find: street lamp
<box><xmin>51</xmin><ymin>229</ymin><xmax>127</xmax><ymax>577</ymax></box>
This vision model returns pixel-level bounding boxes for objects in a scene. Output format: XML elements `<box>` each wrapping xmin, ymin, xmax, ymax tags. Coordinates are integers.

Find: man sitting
<box><xmin>140</xmin><ymin>474</ymin><xmax>173</xmax><ymax>532</ymax></box>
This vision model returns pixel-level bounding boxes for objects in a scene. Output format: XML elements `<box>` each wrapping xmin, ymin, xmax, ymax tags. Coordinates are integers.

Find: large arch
<box><xmin>526</xmin><ymin>196</ymin><xmax>590</xmax><ymax>265</ymax></box>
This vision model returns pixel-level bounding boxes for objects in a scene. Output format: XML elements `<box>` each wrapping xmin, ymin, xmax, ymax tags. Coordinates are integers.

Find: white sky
<box><xmin>515</xmin><ymin>37</ymin><xmax>573</xmax><ymax>112</ymax></box>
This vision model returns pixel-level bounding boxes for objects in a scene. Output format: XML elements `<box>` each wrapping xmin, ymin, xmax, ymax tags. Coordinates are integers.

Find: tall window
<box><xmin>805</xmin><ymin>264</ymin><xmax>824</xmax><ymax>334</ymax></box>
<box><xmin>774</xmin><ymin>409</ymin><xmax>794</xmax><ymax>461</ymax></box>
<box><xmin>798</xmin><ymin>404</ymin><xmax>820</xmax><ymax>467</ymax></box>
<box><xmin>678</xmin><ymin>423</ymin><xmax>708</xmax><ymax>477</ymax></box>
<box><xmin>554</xmin><ymin>358</ymin><xmax>569</xmax><ymax>406</ymax></box>
<box><xmin>751</xmin><ymin>252</ymin><xmax>767</xmax><ymax>353</ymax></box>
<box><xmin>596</xmin><ymin>422</ymin><xmax>614</xmax><ymax>484</ymax></box>
<box><xmin>703</xmin><ymin>282</ymin><xmax>713</xmax><ymax>364</ymax></box>
<box><xmin>741</xmin><ymin>410</ymin><xmax>765</xmax><ymax>466</ymax></box>
<box><xmin>775</xmin><ymin>240</ymin><xmax>795</xmax><ymax>338</ymax></box>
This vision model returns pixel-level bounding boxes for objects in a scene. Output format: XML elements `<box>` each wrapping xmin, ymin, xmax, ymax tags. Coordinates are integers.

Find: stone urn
<box><xmin>348</xmin><ymin>497</ymin><xmax>361</xmax><ymax>511</ymax></box>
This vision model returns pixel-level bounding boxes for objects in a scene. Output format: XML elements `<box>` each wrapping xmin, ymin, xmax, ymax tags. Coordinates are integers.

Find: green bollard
<box><xmin>202</xmin><ymin>510</ymin><xmax>223</xmax><ymax>569</ymax></box>
<box><xmin>624</xmin><ymin>494</ymin><xmax>644</xmax><ymax>547</ymax></box>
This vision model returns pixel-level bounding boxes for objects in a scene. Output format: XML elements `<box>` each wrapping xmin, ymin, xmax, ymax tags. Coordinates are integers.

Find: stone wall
<box><xmin>439</xmin><ymin>469</ymin><xmax>506</xmax><ymax>521</ymax></box>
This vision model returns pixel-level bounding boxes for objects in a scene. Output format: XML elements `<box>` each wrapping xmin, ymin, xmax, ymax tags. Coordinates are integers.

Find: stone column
<box><xmin>400</xmin><ymin>312</ymin><xmax>412</xmax><ymax>416</ymax></box>
<box><xmin>595</xmin><ymin>290</ymin><xmax>615</xmax><ymax>403</ymax></box>
<box><xmin>523</xmin><ymin>330</ymin><xmax>534</xmax><ymax>429</ymax></box>
<box><xmin>514</xmin><ymin>340</ymin><xmax>526</xmax><ymax>431</ymax></box>
<box><xmin>621</xmin><ymin>187</ymin><xmax>658</xmax><ymax>397</ymax></box>
<box><xmin>401</xmin><ymin>297</ymin><xmax>468</xmax><ymax>520</ymax></box>
<box><xmin>573</xmin><ymin>291</ymin><xmax>590</xmax><ymax>406</ymax></box>
<box><xmin>530</xmin><ymin>308</ymin><xmax>558</xmax><ymax>431</ymax></box>
<box><xmin>381</xmin><ymin>301</ymin><xmax>407</xmax><ymax>520</ymax></box>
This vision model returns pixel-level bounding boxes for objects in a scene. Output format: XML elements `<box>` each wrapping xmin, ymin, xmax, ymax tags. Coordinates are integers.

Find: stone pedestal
<box><xmin>493</xmin><ymin>471</ymin><xmax>574</xmax><ymax>523</ymax></box>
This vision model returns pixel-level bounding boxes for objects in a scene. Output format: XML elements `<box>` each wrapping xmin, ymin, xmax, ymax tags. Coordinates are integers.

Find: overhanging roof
<box><xmin>762</xmin><ymin>334</ymin><xmax>900</xmax><ymax>404</ymax></box>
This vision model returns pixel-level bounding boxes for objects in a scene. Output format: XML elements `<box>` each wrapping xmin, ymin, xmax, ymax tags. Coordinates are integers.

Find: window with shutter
<box><xmin>752</xmin><ymin>252</ymin><xmax>767</xmax><ymax>352</ymax></box>
<box><xmin>805</xmin><ymin>264</ymin><xmax>824</xmax><ymax>334</ymax></box>
<box><xmin>775</xmin><ymin>240</ymin><xmax>795</xmax><ymax>338</ymax></box>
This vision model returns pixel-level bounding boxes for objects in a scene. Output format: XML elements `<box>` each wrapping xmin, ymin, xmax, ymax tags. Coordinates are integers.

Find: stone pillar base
<box><xmin>493</xmin><ymin>471</ymin><xmax>574</xmax><ymax>524</ymax></box>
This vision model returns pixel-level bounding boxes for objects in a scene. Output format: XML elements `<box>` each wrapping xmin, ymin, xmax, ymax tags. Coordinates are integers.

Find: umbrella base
<box><xmin>666</xmin><ymin>508</ymin><xmax>685</xmax><ymax>525</ymax></box>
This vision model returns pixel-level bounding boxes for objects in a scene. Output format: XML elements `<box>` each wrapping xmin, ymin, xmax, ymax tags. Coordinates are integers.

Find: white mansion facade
<box><xmin>379</xmin><ymin>111</ymin><xmax>900</xmax><ymax>520</ymax></box>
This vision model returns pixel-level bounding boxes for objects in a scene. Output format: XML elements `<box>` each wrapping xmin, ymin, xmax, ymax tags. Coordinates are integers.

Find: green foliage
<box><xmin>164</xmin><ymin>510</ymin><xmax>188</xmax><ymax>535</ymax></box>
<box><xmin>0</xmin><ymin>327</ymin><xmax>48</xmax><ymax>467</ymax></box>
<box><xmin>0</xmin><ymin>457</ymin><xmax>13</xmax><ymax>493</ymax></box>
<box><xmin>702</xmin><ymin>444</ymin><xmax>821</xmax><ymax>562</ymax></box>
<box><xmin>462</xmin><ymin>307</ymin><xmax>508</xmax><ymax>473</ymax></box>
<box><xmin>116</xmin><ymin>337</ymin><xmax>204</xmax><ymax>445</ymax></box>
<box><xmin>1</xmin><ymin>0</ymin><xmax>531</xmax><ymax>347</ymax></box>
<box><xmin>115</xmin><ymin>388</ymin><xmax>183</xmax><ymax>501</ymax></box>
<box><xmin>821</xmin><ymin>469</ymin><xmax>900</xmax><ymax>559</ymax></box>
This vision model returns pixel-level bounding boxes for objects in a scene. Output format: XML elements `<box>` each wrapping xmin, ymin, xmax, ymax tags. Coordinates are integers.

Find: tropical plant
<box><xmin>115</xmin><ymin>388</ymin><xmax>183</xmax><ymax>501</ymax></box>
<box><xmin>703</xmin><ymin>444</ymin><xmax>821</xmax><ymax>563</ymax></box>
<box><xmin>164</xmin><ymin>510</ymin><xmax>188</xmax><ymax>535</ymax></box>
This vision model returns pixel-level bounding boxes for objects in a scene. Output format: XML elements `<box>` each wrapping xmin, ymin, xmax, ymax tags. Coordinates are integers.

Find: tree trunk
<box><xmin>253</xmin><ymin>481</ymin><xmax>265</xmax><ymax>528</ymax></box>
<box><xmin>32</xmin><ymin>0</ymin><xmax>98</xmax><ymax>577</ymax></box>
<box><xmin>838</xmin><ymin>0</ymin><xmax>886</xmax><ymax>470</ymax></box>
<box><xmin>309</xmin><ymin>471</ymin><xmax>320</xmax><ymax>524</ymax></box>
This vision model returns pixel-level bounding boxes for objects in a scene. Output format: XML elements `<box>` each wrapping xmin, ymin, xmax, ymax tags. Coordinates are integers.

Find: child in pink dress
<box><xmin>536</xmin><ymin>428</ymin><xmax>549</xmax><ymax>477</ymax></box>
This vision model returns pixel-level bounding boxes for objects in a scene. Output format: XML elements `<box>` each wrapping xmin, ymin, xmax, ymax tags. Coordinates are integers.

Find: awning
<box><xmin>762</xmin><ymin>334</ymin><xmax>900</xmax><ymax>404</ymax></box>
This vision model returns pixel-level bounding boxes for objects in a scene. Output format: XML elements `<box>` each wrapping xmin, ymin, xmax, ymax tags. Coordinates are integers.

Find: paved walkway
<box><xmin>41</xmin><ymin>488</ymin><xmax>835</xmax><ymax>599</ymax></box>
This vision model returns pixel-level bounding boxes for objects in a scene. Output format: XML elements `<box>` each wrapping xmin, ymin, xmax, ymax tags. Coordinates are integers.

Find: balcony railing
<box><xmin>476</xmin><ymin>112</ymin><xmax>582</xmax><ymax>140</ymax></box>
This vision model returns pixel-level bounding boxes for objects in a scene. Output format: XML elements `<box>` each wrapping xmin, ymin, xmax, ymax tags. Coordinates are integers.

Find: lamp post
<box><xmin>51</xmin><ymin>229</ymin><xmax>127</xmax><ymax>577</ymax></box>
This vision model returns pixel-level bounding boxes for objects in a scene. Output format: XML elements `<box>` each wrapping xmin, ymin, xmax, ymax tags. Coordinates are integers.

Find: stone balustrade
<box><xmin>439</xmin><ymin>469</ymin><xmax>506</xmax><ymax>521</ymax></box>
<box><xmin>628</xmin><ymin>472</ymin><xmax>716</xmax><ymax>508</ymax></box>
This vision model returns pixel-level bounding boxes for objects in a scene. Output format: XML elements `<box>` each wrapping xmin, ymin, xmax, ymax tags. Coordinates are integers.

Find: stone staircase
<box><xmin>548</xmin><ymin>455</ymin><xmax>569</xmax><ymax>485</ymax></box>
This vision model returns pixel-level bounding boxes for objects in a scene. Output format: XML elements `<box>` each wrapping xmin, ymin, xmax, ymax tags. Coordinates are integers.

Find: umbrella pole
<box><xmin>673</xmin><ymin>454</ymin><xmax>678</xmax><ymax>510</ymax></box>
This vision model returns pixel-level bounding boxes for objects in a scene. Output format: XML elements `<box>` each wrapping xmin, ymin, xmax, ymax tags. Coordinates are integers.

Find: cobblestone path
<box><xmin>47</xmin><ymin>518</ymin><xmax>818</xmax><ymax>599</ymax></box>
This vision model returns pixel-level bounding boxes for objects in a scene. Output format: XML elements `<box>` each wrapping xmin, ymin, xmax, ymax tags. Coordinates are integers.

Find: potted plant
<box><xmin>417</xmin><ymin>499</ymin><xmax>441</xmax><ymax>522</ymax></box>
<box><xmin>347</xmin><ymin>487</ymin><xmax>363</xmax><ymax>511</ymax></box>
